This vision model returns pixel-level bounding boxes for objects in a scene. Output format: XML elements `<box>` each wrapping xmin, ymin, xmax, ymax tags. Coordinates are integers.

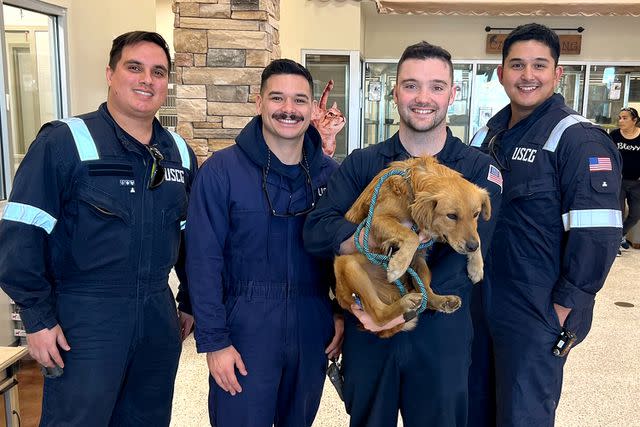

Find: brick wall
<box><xmin>173</xmin><ymin>0</ymin><xmax>280</xmax><ymax>164</ymax></box>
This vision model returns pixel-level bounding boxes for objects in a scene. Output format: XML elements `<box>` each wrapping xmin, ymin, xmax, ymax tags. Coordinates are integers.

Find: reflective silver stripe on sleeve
<box><xmin>543</xmin><ymin>115</ymin><xmax>591</xmax><ymax>152</ymax></box>
<box><xmin>1</xmin><ymin>202</ymin><xmax>57</xmax><ymax>234</ymax></box>
<box><xmin>561</xmin><ymin>209</ymin><xmax>623</xmax><ymax>231</ymax></box>
<box><xmin>168</xmin><ymin>130</ymin><xmax>191</xmax><ymax>170</ymax></box>
<box><xmin>59</xmin><ymin>117</ymin><xmax>99</xmax><ymax>161</ymax></box>
<box><xmin>470</xmin><ymin>126</ymin><xmax>489</xmax><ymax>147</ymax></box>
<box><xmin>180</xmin><ymin>220</ymin><xmax>186</xmax><ymax>231</ymax></box>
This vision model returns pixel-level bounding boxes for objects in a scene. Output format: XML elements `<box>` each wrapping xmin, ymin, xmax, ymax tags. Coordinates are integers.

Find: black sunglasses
<box><xmin>262</xmin><ymin>149</ymin><xmax>317</xmax><ymax>217</ymax></box>
<box><xmin>488</xmin><ymin>130</ymin><xmax>510</xmax><ymax>172</ymax></box>
<box><xmin>147</xmin><ymin>145</ymin><xmax>165</xmax><ymax>190</ymax></box>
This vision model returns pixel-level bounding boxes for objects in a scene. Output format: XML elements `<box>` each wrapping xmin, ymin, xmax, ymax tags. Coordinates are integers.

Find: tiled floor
<box><xmin>9</xmin><ymin>248</ymin><xmax>640</xmax><ymax>426</ymax></box>
<box><xmin>170</xmin><ymin>248</ymin><xmax>640</xmax><ymax>427</ymax></box>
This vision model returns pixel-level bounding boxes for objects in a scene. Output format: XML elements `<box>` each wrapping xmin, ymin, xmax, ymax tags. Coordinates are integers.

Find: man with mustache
<box><xmin>304</xmin><ymin>42</ymin><xmax>502</xmax><ymax>427</ymax></box>
<box><xmin>470</xmin><ymin>23</ymin><xmax>622</xmax><ymax>426</ymax></box>
<box><xmin>186</xmin><ymin>59</ymin><xmax>343</xmax><ymax>427</ymax></box>
<box><xmin>0</xmin><ymin>31</ymin><xmax>196</xmax><ymax>425</ymax></box>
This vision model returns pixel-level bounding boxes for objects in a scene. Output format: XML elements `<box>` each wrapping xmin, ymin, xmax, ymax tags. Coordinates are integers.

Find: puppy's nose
<box><xmin>465</xmin><ymin>240</ymin><xmax>479</xmax><ymax>252</ymax></box>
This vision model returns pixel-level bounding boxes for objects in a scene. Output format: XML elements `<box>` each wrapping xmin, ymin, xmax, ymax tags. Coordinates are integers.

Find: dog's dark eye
<box><xmin>473</xmin><ymin>212</ymin><xmax>480</xmax><ymax>218</ymax></box>
<box><xmin>447</xmin><ymin>213</ymin><xmax>458</xmax><ymax>220</ymax></box>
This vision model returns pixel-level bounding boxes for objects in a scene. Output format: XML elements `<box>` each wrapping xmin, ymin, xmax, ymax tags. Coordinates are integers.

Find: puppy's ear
<box><xmin>411</xmin><ymin>191</ymin><xmax>437</xmax><ymax>228</ymax></box>
<box><xmin>480</xmin><ymin>189</ymin><xmax>491</xmax><ymax>220</ymax></box>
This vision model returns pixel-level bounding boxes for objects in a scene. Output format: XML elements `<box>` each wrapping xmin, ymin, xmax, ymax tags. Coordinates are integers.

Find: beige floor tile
<box><xmin>172</xmin><ymin>249</ymin><xmax>640</xmax><ymax>427</ymax></box>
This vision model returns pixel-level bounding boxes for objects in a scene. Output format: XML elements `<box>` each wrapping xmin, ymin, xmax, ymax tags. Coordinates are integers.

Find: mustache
<box><xmin>272</xmin><ymin>112</ymin><xmax>305</xmax><ymax>121</ymax></box>
<box><xmin>410</xmin><ymin>104</ymin><xmax>437</xmax><ymax>109</ymax></box>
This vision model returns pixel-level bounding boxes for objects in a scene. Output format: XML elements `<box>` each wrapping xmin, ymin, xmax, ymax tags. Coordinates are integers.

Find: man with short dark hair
<box><xmin>186</xmin><ymin>58</ymin><xmax>343</xmax><ymax>427</ymax></box>
<box><xmin>0</xmin><ymin>31</ymin><xmax>197</xmax><ymax>425</ymax></box>
<box><xmin>470</xmin><ymin>23</ymin><xmax>622</xmax><ymax>426</ymax></box>
<box><xmin>304</xmin><ymin>41</ymin><xmax>502</xmax><ymax>427</ymax></box>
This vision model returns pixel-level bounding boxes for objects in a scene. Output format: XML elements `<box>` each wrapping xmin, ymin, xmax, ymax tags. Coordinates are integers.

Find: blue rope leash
<box><xmin>353</xmin><ymin>169</ymin><xmax>433</xmax><ymax>314</ymax></box>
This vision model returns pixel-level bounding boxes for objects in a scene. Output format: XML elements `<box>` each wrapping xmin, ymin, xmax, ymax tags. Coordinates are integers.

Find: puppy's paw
<box><xmin>432</xmin><ymin>295</ymin><xmax>462</xmax><ymax>313</ymax></box>
<box><xmin>400</xmin><ymin>292</ymin><xmax>423</xmax><ymax>311</ymax></box>
<box><xmin>401</xmin><ymin>317</ymin><xmax>418</xmax><ymax>331</ymax></box>
<box><xmin>467</xmin><ymin>253</ymin><xmax>484</xmax><ymax>284</ymax></box>
<box><xmin>467</xmin><ymin>263</ymin><xmax>484</xmax><ymax>284</ymax></box>
<box><xmin>387</xmin><ymin>252</ymin><xmax>412</xmax><ymax>282</ymax></box>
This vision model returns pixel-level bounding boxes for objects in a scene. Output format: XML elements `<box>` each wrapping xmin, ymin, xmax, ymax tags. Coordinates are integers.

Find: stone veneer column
<box><xmin>173</xmin><ymin>0</ymin><xmax>280</xmax><ymax>164</ymax></box>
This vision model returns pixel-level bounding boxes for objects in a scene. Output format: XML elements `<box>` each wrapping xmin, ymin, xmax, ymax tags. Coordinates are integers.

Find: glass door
<box><xmin>303</xmin><ymin>51</ymin><xmax>360</xmax><ymax>162</ymax></box>
<box><xmin>0</xmin><ymin>1</ymin><xmax>66</xmax><ymax>198</ymax></box>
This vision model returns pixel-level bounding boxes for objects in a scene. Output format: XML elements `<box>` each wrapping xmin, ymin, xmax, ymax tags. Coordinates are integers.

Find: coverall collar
<box><xmin>97</xmin><ymin>102</ymin><xmax>171</xmax><ymax>154</ymax></box>
<box><xmin>235</xmin><ymin>115</ymin><xmax>326</xmax><ymax>181</ymax></box>
<box><xmin>382</xmin><ymin>127</ymin><xmax>466</xmax><ymax>164</ymax></box>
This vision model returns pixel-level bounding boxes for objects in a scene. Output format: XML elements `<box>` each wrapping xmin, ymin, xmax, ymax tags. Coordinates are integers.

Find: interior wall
<box><xmin>363</xmin><ymin>10</ymin><xmax>640</xmax><ymax>62</ymax></box>
<box><xmin>155</xmin><ymin>0</ymin><xmax>173</xmax><ymax>55</ymax></box>
<box><xmin>279</xmin><ymin>0</ymin><xmax>362</xmax><ymax>61</ymax></box>
<box><xmin>65</xmin><ymin>0</ymin><xmax>156</xmax><ymax>115</ymax></box>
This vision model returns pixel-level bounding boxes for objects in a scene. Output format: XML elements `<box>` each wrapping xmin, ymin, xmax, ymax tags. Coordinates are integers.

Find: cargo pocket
<box><xmin>71</xmin><ymin>183</ymin><xmax>131</xmax><ymax>271</ymax></box>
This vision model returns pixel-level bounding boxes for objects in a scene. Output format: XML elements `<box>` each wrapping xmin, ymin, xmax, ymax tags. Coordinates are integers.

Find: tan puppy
<box><xmin>334</xmin><ymin>156</ymin><xmax>491</xmax><ymax>338</ymax></box>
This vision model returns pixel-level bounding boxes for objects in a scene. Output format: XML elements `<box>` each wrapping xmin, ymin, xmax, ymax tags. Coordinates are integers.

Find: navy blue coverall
<box><xmin>0</xmin><ymin>103</ymin><xmax>197</xmax><ymax>426</ymax></box>
<box><xmin>185</xmin><ymin>116</ymin><xmax>338</xmax><ymax>427</ymax></box>
<box><xmin>470</xmin><ymin>94</ymin><xmax>622</xmax><ymax>427</ymax></box>
<box><xmin>303</xmin><ymin>129</ymin><xmax>502</xmax><ymax>427</ymax></box>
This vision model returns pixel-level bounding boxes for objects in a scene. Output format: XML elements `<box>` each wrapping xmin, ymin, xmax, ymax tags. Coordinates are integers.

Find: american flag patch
<box><xmin>589</xmin><ymin>157</ymin><xmax>612</xmax><ymax>172</ymax></box>
<box><xmin>487</xmin><ymin>164</ymin><xmax>503</xmax><ymax>192</ymax></box>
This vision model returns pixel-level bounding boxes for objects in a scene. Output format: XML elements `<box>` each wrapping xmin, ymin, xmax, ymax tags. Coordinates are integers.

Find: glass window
<box><xmin>557</xmin><ymin>65</ymin><xmax>585</xmax><ymax>112</ymax></box>
<box><xmin>470</xmin><ymin>64</ymin><xmax>510</xmax><ymax>138</ymax></box>
<box><xmin>587</xmin><ymin>65</ymin><xmax>640</xmax><ymax>131</ymax></box>
<box><xmin>362</xmin><ymin>62</ymin><xmax>397</xmax><ymax>148</ymax></box>
<box><xmin>2</xmin><ymin>3</ymin><xmax>64</xmax><ymax>198</ymax></box>
<box><xmin>448</xmin><ymin>63</ymin><xmax>472</xmax><ymax>142</ymax></box>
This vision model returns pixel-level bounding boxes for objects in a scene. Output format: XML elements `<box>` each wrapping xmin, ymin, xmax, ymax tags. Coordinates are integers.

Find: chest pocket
<box><xmin>505</xmin><ymin>177</ymin><xmax>560</xmax><ymax>221</ymax></box>
<box><xmin>71</xmin><ymin>182</ymin><xmax>132</xmax><ymax>271</ymax></box>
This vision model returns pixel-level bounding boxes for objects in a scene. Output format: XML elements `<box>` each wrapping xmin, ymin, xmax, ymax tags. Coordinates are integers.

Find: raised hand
<box><xmin>312</xmin><ymin>80</ymin><xmax>346</xmax><ymax>157</ymax></box>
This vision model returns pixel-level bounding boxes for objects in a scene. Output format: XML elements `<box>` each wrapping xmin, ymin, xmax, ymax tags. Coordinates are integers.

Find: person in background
<box><xmin>610</xmin><ymin>106</ymin><xmax>640</xmax><ymax>251</ymax></box>
<box><xmin>0</xmin><ymin>31</ymin><xmax>196</xmax><ymax>425</ymax></box>
<box><xmin>469</xmin><ymin>23</ymin><xmax>622</xmax><ymax>426</ymax></box>
<box><xmin>185</xmin><ymin>59</ymin><xmax>343</xmax><ymax>427</ymax></box>
<box><xmin>304</xmin><ymin>41</ymin><xmax>502</xmax><ymax>427</ymax></box>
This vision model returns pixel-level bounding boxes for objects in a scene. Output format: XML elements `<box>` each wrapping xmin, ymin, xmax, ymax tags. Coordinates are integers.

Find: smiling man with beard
<box><xmin>185</xmin><ymin>59</ymin><xmax>343</xmax><ymax>427</ymax></box>
<box><xmin>303</xmin><ymin>42</ymin><xmax>503</xmax><ymax>427</ymax></box>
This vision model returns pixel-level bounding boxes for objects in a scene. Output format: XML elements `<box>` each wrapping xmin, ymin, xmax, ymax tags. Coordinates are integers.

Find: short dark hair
<box><xmin>397</xmin><ymin>41</ymin><xmax>454</xmax><ymax>82</ymax></box>
<box><xmin>260</xmin><ymin>59</ymin><xmax>313</xmax><ymax>94</ymax></box>
<box><xmin>502</xmin><ymin>23</ymin><xmax>560</xmax><ymax>66</ymax></box>
<box><xmin>109</xmin><ymin>31</ymin><xmax>171</xmax><ymax>73</ymax></box>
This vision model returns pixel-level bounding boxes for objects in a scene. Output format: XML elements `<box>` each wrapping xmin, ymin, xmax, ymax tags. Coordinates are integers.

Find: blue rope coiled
<box><xmin>353</xmin><ymin>169</ymin><xmax>433</xmax><ymax>314</ymax></box>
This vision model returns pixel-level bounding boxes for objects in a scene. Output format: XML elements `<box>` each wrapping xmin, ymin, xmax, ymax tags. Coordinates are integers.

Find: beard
<box><xmin>399</xmin><ymin>106</ymin><xmax>447</xmax><ymax>133</ymax></box>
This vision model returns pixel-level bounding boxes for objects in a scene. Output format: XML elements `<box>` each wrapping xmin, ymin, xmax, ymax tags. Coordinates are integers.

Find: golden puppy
<box><xmin>334</xmin><ymin>156</ymin><xmax>491</xmax><ymax>337</ymax></box>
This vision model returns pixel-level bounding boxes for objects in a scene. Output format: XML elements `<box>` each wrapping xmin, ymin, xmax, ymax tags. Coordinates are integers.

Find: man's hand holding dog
<box><xmin>350</xmin><ymin>304</ymin><xmax>405</xmax><ymax>332</ymax></box>
<box><xmin>207</xmin><ymin>346</ymin><xmax>248</xmax><ymax>396</ymax></box>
